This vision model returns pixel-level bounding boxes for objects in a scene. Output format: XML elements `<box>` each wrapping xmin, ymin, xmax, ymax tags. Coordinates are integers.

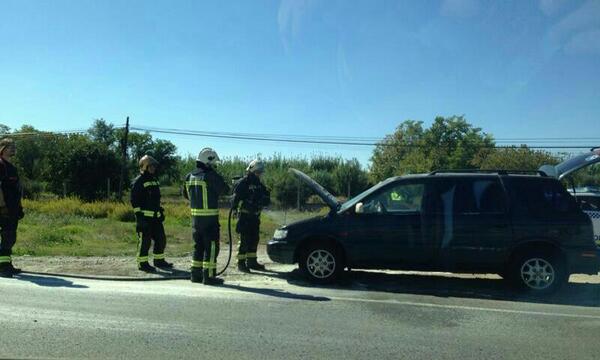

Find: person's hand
<box><xmin>158</xmin><ymin>208</ymin><xmax>165</xmax><ymax>223</ymax></box>
<box><xmin>17</xmin><ymin>207</ymin><xmax>24</xmax><ymax>220</ymax></box>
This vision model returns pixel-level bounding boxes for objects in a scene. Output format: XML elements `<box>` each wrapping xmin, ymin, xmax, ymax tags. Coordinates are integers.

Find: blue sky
<box><xmin>1</xmin><ymin>0</ymin><xmax>599</xmax><ymax>166</ymax></box>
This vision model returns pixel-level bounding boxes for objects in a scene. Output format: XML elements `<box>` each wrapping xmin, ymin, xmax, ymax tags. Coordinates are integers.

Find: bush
<box><xmin>21</xmin><ymin>179</ymin><xmax>46</xmax><ymax>200</ymax></box>
<box><xmin>163</xmin><ymin>202</ymin><xmax>190</xmax><ymax>223</ymax></box>
<box><xmin>109</xmin><ymin>203</ymin><xmax>136</xmax><ymax>222</ymax></box>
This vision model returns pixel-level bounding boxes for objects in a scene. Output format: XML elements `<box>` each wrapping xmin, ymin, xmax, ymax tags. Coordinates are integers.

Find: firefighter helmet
<box><xmin>139</xmin><ymin>155</ymin><xmax>159</xmax><ymax>172</ymax></box>
<box><xmin>196</xmin><ymin>148</ymin><xmax>220</xmax><ymax>167</ymax></box>
<box><xmin>246</xmin><ymin>159</ymin><xmax>265</xmax><ymax>174</ymax></box>
<box><xmin>0</xmin><ymin>138</ymin><xmax>15</xmax><ymax>156</ymax></box>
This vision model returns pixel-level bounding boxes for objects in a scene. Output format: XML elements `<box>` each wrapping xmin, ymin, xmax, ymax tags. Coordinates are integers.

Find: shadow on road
<box><xmin>14</xmin><ymin>274</ymin><xmax>89</xmax><ymax>289</ymax></box>
<box><xmin>155</xmin><ymin>268</ymin><xmax>190</xmax><ymax>278</ymax></box>
<box><xmin>220</xmin><ymin>283</ymin><xmax>330</xmax><ymax>302</ymax></box>
<box><xmin>259</xmin><ymin>269</ymin><xmax>600</xmax><ymax>307</ymax></box>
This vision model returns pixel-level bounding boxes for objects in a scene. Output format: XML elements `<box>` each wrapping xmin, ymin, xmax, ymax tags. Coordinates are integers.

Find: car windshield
<box><xmin>338</xmin><ymin>177</ymin><xmax>397</xmax><ymax>213</ymax></box>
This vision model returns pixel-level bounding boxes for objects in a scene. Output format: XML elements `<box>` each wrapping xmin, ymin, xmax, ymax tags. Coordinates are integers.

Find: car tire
<box><xmin>299</xmin><ymin>242</ymin><xmax>343</xmax><ymax>284</ymax></box>
<box><xmin>508</xmin><ymin>250</ymin><xmax>567</xmax><ymax>295</ymax></box>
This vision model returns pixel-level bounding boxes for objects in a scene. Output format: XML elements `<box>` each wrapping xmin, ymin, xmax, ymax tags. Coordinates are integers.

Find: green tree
<box><xmin>88</xmin><ymin>119</ymin><xmax>117</xmax><ymax>148</ymax></box>
<box><xmin>370</xmin><ymin>116</ymin><xmax>494</xmax><ymax>182</ymax></box>
<box><xmin>473</xmin><ymin>146</ymin><xmax>560</xmax><ymax>171</ymax></box>
<box><xmin>45</xmin><ymin>134</ymin><xmax>121</xmax><ymax>200</ymax></box>
<box><xmin>332</xmin><ymin>159</ymin><xmax>370</xmax><ymax>198</ymax></box>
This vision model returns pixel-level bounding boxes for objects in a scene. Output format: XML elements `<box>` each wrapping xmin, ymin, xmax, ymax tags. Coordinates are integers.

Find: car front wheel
<box><xmin>299</xmin><ymin>242</ymin><xmax>343</xmax><ymax>284</ymax></box>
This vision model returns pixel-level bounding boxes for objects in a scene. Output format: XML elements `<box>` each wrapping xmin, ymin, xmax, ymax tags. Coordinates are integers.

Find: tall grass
<box><xmin>22</xmin><ymin>197</ymin><xmax>191</xmax><ymax>222</ymax></box>
<box><xmin>16</xmin><ymin>197</ymin><xmax>280</xmax><ymax>256</ymax></box>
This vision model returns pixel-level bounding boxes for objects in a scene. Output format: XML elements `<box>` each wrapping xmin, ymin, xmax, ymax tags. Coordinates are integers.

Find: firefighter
<box><xmin>131</xmin><ymin>155</ymin><xmax>173</xmax><ymax>273</ymax></box>
<box><xmin>183</xmin><ymin>148</ymin><xmax>229</xmax><ymax>285</ymax></box>
<box><xmin>0</xmin><ymin>138</ymin><xmax>24</xmax><ymax>278</ymax></box>
<box><xmin>232</xmin><ymin>159</ymin><xmax>270</xmax><ymax>272</ymax></box>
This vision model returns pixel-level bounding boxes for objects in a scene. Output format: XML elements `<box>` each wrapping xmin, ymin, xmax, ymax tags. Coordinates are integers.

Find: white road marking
<box><xmin>327</xmin><ymin>296</ymin><xmax>600</xmax><ymax>320</ymax></box>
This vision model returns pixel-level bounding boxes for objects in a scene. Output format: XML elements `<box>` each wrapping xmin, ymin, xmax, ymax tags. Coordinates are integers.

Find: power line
<box><xmin>2</xmin><ymin>124</ymin><xmax>597</xmax><ymax>150</ymax></box>
<box><xmin>133</xmin><ymin>125</ymin><xmax>600</xmax><ymax>143</ymax></box>
<box><xmin>131</xmin><ymin>126</ymin><xmax>596</xmax><ymax>149</ymax></box>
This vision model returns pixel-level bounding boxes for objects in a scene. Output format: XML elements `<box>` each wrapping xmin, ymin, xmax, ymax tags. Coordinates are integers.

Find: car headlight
<box><xmin>273</xmin><ymin>229</ymin><xmax>288</xmax><ymax>240</ymax></box>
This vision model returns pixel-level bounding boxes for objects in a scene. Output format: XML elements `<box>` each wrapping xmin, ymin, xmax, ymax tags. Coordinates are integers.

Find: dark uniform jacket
<box><xmin>0</xmin><ymin>158</ymin><xmax>23</xmax><ymax>218</ymax></box>
<box><xmin>183</xmin><ymin>165</ymin><xmax>229</xmax><ymax>217</ymax></box>
<box><xmin>232</xmin><ymin>173</ymin><xmax>270</xmax><ymax>216</ymax></box>
<box><xmin>130</xmin><ymin>172</ymin><xmax>162</xmax><ymax>218</ymax></box>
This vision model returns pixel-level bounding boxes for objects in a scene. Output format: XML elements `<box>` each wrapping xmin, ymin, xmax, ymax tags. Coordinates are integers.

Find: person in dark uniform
<box><xmin>0</xmin><ymin>138</ymin><xmax>24</xmax><ymax>278</ymax></box>
<box><xmin>183</xmin><ymin>148</ymin><xmax>229</xmax><ymax>285</ymax></box>
<box><xmin>131</xmin><ymin>155</ymin><xmax>173</xmax><ymax>273</ymax></box>
<box><xmin>232</xmin><ymin>159</ymin><xmax>270</xmax><ymax>272</ymax></box>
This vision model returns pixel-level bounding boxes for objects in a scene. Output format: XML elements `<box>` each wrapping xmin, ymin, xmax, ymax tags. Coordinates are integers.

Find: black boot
<box><xmin>7</xmin><ymin>263</ymin><xmax>22</xmax><ymax>274</ymax></box>
<box><xmin>191</xmin><ymin>268</ymin><xmax>203</xmax><ymax>283</ymax></box>
<box><xmin>237</xmin><ymin>260</ymin><xmax>251</xmax><ymax>273</ymax></box>
<box><xmin>247</xmin><ymin>258</ymin><xmax>266</xmax><ymax>271</ymax></box>
<box><xmin>153</xmin><ymin>259</ymin><xmax>173</xmax><ymax>270</ymax></box>
<box><xmin>0</xmin><ymin>263</ymin><xmax>13</xmax><ymax>278</ymax></box>
<box><xmin>202</xmin><ymin>269</ymin><xmax>224</xmax><ymax>286</ymax></box>
<box><xmin>138</xmin><ymin>262</ymin><xmax>156</xmax><ymax>273</ymax></box>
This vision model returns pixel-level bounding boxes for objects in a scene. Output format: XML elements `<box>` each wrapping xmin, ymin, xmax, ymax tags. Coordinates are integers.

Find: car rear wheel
<box><xmin>509</xmin><ymin>251</ymin><xmax>567</xmax><ymax>294</ymax></box>
<box><xmin>299</xmin><ymin>242</ymin><xmax>343</xmax><ymax>284</ymax></box>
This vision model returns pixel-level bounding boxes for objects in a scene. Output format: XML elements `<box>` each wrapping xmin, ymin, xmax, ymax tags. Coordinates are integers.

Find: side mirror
<box><xmin>355</xmin><ymin>202</ymin><xmax>364</xmax><ymax>214</ymax></box>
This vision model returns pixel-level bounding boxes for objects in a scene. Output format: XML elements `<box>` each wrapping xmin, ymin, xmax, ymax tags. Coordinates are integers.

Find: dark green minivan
<box><xmin>267</xmin><ymin>149</ymin><xmax>600</xmax><ymax>293</ymax></box>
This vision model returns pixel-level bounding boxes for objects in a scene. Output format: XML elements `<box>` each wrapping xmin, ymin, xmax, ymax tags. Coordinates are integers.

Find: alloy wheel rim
<box><xmin>520</xmin><ymin>258</ymin><xmax>555</xmax><ymax>290</ymax></box>
<box><xmin>307</xmin><ymin>249</ymin><xmax>336</xmax><ymax>279</ymax></box>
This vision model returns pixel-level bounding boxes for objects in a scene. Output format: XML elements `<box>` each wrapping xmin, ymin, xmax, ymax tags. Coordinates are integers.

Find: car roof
<box><xmin>390</xmin><ymin>172</ymin><xmax>549</xmax><ymax>181</ymax></box>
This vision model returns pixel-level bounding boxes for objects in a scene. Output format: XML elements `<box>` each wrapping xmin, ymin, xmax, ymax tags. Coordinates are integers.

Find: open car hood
<box><xmin>289</xmin><ymin>168</ymin><xmax>340</xmax><ymax>210</ymax></box>
<box><xmin>539</xmin><ymin>147</ymin><xmax>600</xmax><ymax>180</ymax></box>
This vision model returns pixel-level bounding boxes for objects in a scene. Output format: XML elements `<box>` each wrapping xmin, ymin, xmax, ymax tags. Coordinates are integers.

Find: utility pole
<box><xmin>118</xmin><ymin>116</ymin><xmax>130</xmax><ymax>201</ymax></box>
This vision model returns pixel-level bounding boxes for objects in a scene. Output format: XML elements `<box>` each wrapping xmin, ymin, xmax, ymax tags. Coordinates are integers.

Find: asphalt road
<box><xmin>1</xmin><ymin>269</ymin><xmax>599</xmax><ymax>360</ymax></box>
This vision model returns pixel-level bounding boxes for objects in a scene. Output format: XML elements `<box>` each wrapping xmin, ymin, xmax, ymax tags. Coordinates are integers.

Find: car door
<box><xmin>343</xmin><ymin>180</ymin><xmax>431</xmax><ymax>269</ymax></box>
<box><xmin>437</xmin><ymin>177</ymin><xmax>511</xmax><ymax>270</ymax></box>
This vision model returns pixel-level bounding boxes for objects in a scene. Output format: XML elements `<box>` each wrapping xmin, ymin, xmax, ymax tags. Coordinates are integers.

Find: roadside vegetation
<box><xmin>3</xmin><ymin>116</ymin><xmax>599</xmax><ymax>256</ymax></box>
<box><xmin>14</xmin><ymin>191</ymin><xmax>281</xmax><ymax>257</ymax></box>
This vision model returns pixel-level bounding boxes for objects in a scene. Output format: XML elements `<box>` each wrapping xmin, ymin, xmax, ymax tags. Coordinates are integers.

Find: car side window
<box><xmin>453</xmin><ymin>179</ymin><xmax>506</xmax><ymax>215</ymax></box>
<box><xmin>510</xmin><ymin>178</ymin><xmax>577</xmax><ymax>218</ymax></box>
<box><xmin>362</xmin><ymin>183</ymin><xmax>424</xmax><ymax>214</ymax></box>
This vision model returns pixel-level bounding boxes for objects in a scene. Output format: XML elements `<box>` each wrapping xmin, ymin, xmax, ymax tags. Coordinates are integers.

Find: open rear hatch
<box><xmin>539</xmin><ymin>147</ymin><xmax>600</xmax><ymax>180</ymax></box>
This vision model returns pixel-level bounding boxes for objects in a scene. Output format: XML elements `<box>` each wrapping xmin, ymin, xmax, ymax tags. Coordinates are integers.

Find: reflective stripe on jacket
<box><xmin>183</xmin><ymin>167</ymin><xmax>228</xmax><ymax>217</ymax></box>
<box><xmin>130</xmin><ymin>172</ymin><xmax>162</xmax><ymax>217</ymax></box>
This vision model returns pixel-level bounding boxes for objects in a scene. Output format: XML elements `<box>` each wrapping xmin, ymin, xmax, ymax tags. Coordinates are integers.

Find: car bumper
<box><xmin>267</xmin><ymin>239</ymin><xmax>296</xmax><ymax>264</ymax></box>
<box><xmin>567</xmin><ymin>247</ymin><xmax>600</xmax><ymax>275</ymax></box>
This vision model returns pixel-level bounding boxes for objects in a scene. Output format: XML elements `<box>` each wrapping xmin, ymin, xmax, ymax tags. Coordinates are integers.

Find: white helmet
<box><xmin>196</xmin><ymin>147</ymin><xmax>220</xmax><ymax>167</ymax></box>
<box><xmin>246</xmin><ymin>159</ymin><xmax>265</xmax><ymax>174</ymax></box>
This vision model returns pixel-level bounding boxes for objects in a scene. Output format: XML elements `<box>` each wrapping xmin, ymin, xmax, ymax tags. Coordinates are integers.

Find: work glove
<box><xmin>135</xmin><ymin>213</ymin><xmax>148</xmax><ymax>233</ymax></box>
<box><xmin>17</xmin><ymin>207</ymin><xmax>24</xmax><ymax>220</ymax></box>
<box><xmin>158</xmin><ymin>207</ymin><xmax>165</xmax><ymax>223</ymax></box>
